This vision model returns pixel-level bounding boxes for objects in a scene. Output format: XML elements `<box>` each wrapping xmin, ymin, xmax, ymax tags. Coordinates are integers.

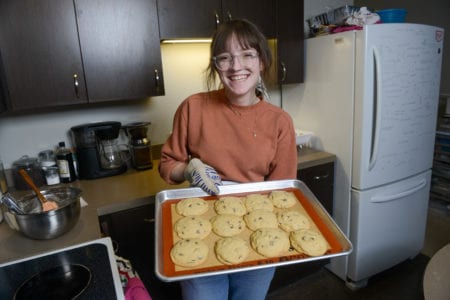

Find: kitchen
<box><xmin>1</xmin><ymin>0</ymin><xmax>450</xmax><ymax>299</ymax></box>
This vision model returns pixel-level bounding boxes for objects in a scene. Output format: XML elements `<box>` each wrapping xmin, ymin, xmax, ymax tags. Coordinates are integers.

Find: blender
<box><xmin>123</xmin><ymin>122</ymin><xmax>153</xmax><ymax>170</ymax></box>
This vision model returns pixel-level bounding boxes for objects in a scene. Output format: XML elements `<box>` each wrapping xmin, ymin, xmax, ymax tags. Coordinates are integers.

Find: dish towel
<box><xmin>125</xmin><ymin>277</ymin><xmax>152</xmax><ymax>300</ymax></box>
<box><xmin>116</xmin><ymin>255</ymin><xmax>152</xmax><ymax>300</ymax></box>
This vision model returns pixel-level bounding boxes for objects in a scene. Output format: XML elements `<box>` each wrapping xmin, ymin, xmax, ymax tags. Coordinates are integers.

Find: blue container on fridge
<box><xmin>377</xmin><ymin>9</ymin><xmax>407</xmax><ymax>23</ymax></box>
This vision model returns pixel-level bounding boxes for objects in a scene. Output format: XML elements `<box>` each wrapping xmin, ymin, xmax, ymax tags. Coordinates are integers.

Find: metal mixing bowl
<box><xmin>12</xmin><ymin>187</ymin><xmax>82</xmax><ymax>240</ymax></box>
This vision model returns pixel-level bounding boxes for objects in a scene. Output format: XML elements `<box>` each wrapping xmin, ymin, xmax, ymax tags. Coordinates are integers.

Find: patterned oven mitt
<box><xmin>184</xmin><ymin>158</ymin><xmax>222</xmax><ymax>195</ymax></box>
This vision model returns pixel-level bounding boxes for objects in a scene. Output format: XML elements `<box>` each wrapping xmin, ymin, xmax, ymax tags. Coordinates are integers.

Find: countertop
<box><xmin>0</xmin><ymin>147</ymin><xmax>335</xmax><ymax>264</ymax></box>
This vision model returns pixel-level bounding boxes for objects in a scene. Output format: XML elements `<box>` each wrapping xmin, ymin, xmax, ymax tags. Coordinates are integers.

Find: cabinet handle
<box><xmin>313</xmin><ymin>173</ymin><xmax>329</xmax><ymax>181</ymax></box>
<box><xmin>144</xmin><ymin>218</ymin><xmax>155</xmax><ymax>223</ymax></box>
<box><xmin>280</xmin><ymin>62</ymin><xmax>287</xmax><ymax>82</ymax></box>
<box><xmin>154</xmin><ymin>69</ymin><xmax>161</xmax><ymax>92</ymax></box>
<box><xmin>227</xmin><ymin>11</ymin><xmax>232</xmax><ymax>22</ymax></box>
<box><xmin>73</xmin><ymin>73</ymin><xmax>80</xmax><ymax>98</ymax></box>
<box><xmin>215</xmin><ymin>12</ymin><xmax>220</xmax><ymax>27</ymax></box>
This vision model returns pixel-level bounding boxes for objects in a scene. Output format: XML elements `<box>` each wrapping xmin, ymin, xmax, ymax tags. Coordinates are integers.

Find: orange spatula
<box><xmin>18</xmin><ymin>168</ymin><xmax>58</xmax><ymax>212</ymax></box>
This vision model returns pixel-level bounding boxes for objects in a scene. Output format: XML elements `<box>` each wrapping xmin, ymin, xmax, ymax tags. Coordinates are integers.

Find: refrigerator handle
<box><xmin>370</xmin><ymin>179</ymin><xmax>427</xmax><ymax>203</ymax></box>
<box><xmin>368</xmin><ymin>47</ymin><xmax>382</xmax><ymax>171</ymax></box>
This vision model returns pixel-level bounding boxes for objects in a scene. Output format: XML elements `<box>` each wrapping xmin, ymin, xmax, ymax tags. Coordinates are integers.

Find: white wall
<box><xmin>0</xmin><ymin>0</ymin><xmax>353</xmax><ymax>168</ymax></box>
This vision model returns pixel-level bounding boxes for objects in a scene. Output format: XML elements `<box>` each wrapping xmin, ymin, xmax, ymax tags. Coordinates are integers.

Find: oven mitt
<box><xmin>184</xmin><ymin>158</ymin><xmax>222</xmax><ymax>195</ymax></box>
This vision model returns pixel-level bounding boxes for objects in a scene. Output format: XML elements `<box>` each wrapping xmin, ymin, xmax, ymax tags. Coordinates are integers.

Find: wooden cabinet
<box><xmin>0</xmin><ymin>0</ymin><xmax>163</xmax><ymax>111</ymax></box>
<box><xmin>76</xmin><ymin>0</ymin><xmax>164</xmax><ymax>103</ymax></box>
<box><xmin>0</xmin><ymin>1</ymin><xmax>88</xmax><ymax>110</ymax></box>
<box><xmin>297</xmin><ymin>162</ymin><xmax>334</xmax><ymax>215</ymax></box>
<box><xmin>157</xmin><ymin>0</ymin><xmax>275</xmax><ymax>39</ymax></box>
<box><xmin>276</xmin><ymin>0</ymin><xmax>304</xmax><ymax>84</ymax></box>
<box><xmin>270</xmin><ymin>161</ymin><xmax>334</xmax><ymax>291</ymax></box>
<box><xmin>99</xmin><ymin>199</ymin><xmax>182</xmax><ymax>300</ymax></box>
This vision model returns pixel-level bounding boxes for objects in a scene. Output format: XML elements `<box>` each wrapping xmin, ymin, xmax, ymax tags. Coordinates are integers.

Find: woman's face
<box><xmin>215</xmin><ymin>34</ymin><xmax>264</xmax><ymax>102</ymax></box>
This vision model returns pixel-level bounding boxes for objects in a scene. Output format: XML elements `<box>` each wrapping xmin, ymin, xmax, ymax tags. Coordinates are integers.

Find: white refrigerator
<box><xmin>296</xmin><ymin>24</ymin><xmax>444</xmax><ymax>288</ymax></box>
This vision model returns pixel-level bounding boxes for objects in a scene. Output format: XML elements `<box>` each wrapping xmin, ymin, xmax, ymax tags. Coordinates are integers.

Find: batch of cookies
<box><xmin>169</xmin><ymin>190</ymin><xmax>329</xmax><ymax>269</ymax></box>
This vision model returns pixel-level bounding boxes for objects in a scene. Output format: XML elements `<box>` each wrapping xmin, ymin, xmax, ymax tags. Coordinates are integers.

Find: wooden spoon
<box><xmin>18</xmin><ymin>168</ymin><xmax>58</xmax><ymax>212</ymax></box>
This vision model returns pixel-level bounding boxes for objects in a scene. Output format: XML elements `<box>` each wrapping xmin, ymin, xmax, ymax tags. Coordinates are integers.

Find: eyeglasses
<box><xmin>212</xmin><ymin>50</ymin><xmax>259</xmax><ymax>71</ymax></box>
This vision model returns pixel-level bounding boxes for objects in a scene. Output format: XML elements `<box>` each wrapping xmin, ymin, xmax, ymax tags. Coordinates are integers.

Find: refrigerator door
<box><xmin>352</xmin><ymin>24</ymin><xmax>444</xmax><ymax>190</ymax></box>
<box><xmin>347</xmin><ymin>170</ymin><xmax>431</xmax><ymax>283</ymax></box>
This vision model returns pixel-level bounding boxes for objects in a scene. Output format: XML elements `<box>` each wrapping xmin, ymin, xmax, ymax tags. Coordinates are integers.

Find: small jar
<box><xmin>42</xmin><ymin>166</ymin><xmax>60</xmax><ymax>185</ymax></box>
<box><xmin>12</xmin><ymin>156</ymin><xmax>45</xmax><ymax>190</ymax></box>
<box><xmin>39</xmin><ymin>150</ymin><xmax>60</xmax><ymax>185</ymax></box>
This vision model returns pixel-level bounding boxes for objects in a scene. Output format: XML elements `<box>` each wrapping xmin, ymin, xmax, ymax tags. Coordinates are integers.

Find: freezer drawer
<box><xmin>347</xmin><ymin>171</ymin><xmax>431</xmax><ymax>282</ymax></box>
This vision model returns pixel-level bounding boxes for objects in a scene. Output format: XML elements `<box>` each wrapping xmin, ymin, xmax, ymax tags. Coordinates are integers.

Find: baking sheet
<box><xmin>155</xmin><ymin>179</ymin><xmax>352</xmax><ymax>282</ymax></box>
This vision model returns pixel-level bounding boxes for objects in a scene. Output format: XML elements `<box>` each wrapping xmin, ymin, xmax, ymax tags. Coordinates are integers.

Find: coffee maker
<box><xmin>71</xmin><ymin>121</ymin><xmax>127</xmax><ymax>179</ymax></box>
<box><xmin>123</xmin><ymin>122</ymin><xmax>153</xmax><ymax>170</ymax></box>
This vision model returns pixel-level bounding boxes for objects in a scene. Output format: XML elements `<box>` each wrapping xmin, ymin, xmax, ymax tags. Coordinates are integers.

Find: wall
<box><xmin>0</xmin><ymin>0</ymin><xmax>352</xmax><ymax>168</ymax></box>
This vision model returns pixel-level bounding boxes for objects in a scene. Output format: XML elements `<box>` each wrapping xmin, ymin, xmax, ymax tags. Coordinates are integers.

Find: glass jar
<box><xmin>39</xmin><ymin>150</ymin><xmax>60</xmax><ymax>185</ymax></box>
<box><xmin>12</xmin><ymin>156</ymin><xmax>45</xmax><ymax>190</ymax></box>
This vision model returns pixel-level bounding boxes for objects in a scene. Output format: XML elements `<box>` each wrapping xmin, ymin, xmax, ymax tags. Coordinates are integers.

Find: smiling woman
<box><xmin>159</xmin><ymin>19</ymin><xmax>297</xmax><ymax>300</ymax></box>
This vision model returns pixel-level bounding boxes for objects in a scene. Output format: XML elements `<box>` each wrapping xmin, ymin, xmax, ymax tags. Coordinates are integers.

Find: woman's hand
<box><xmin>184</xmin><ymin>158</ymin><xmax>222</xmax><ymax>195</ymax></box>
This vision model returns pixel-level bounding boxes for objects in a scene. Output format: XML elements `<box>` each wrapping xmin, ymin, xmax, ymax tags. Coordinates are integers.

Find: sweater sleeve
<box><xmin>265</xmin><ymin>112</ymin><xmax>297</xmax><ymax>181</ymax></box>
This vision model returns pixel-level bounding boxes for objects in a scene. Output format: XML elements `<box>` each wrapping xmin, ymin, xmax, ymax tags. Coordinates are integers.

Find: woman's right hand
<box><xmin>184</xmin><ymin>158</ymin><xmax>222</xmax><ymax>195</ymax></box>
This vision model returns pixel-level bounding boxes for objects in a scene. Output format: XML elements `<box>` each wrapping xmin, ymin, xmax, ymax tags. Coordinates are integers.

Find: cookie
<box><xmin>176</xmin><ymin>197</ymin><xmax>209</xmax><ymax>216</ymax></box>
<box><xmin>250</xmin><ymin>228</ymin><xmax>290</xmax><ymax>257</ymax></box>
<box><xmin>244</xmin><ymin>210</ymin><xmax>278</xmax><ymax>231</ymax></box>
<box><xmin>214</xmin><ymin>237</ymin><xmax>250</xmax><ymax>265</ymax></box>
<box><xmin>290</xmin><ymin>229</ymin><xmax>328</xmax><ymax>256</ymax></box>
<box><xmin>269</xmin><ymin>191</ymin><xmax>297</xmax><ymax>208</ymax></box>
<box><xmin>174</xmin><ymin>216</ymin><xmax>212</xmax><ymax>239</ymax></box>
<box><xmin>170</xmin><ymin>238</ymin><xmax>209</xmax><ymax>267</ymax></box>
<box><xmin>244</xmin><ymin>194</ymin><xmax>273</xmax><ymax>212</ymax></box>
<box><xmin>214</xmin><ymin>196</ymin><xmax>247</xmax><ymax>216</ymax></box>
<box><xmin>211</xmin><ymin>214</ymin><xmax>245</xmax><ymax>237</ymax></box>
<box><xmin>277</xmin><ymin>210</ymin><xmax>310</xmax><ymax>232</ymax></box>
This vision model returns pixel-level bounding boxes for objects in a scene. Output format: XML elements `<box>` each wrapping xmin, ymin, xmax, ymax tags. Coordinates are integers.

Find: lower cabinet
<box><xmin>98</xmin><ymin>199</ymin><xmax>182</xmax><ymax>299</ymax></box>
<box><xmin>269</xmin><ymin>161</ymin><xmax>334</xmax><ymax>291</ymax></box>
<box><xmin>99</xmin><ymin>161</ymin><xmax>334</xmax><ymax>298</ymax></box>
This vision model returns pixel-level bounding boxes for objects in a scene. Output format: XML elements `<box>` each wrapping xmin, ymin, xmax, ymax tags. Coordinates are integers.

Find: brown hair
<box><xmin>206</xmin><ymin>19</ymin><xmax>272</xmax><ymax>91</ymax></box>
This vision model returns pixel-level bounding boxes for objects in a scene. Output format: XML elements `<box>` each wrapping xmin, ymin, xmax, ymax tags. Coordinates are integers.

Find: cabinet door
<box><xmin>222</xmin><ymin>0</ymin><xmax>276</xmax><ymax>38</ymax></box>
<box><xmin>75</xmin><ymin>0</ymin><xmax>164</xmax><ymax>102</ymax></box>
<box><xmin>0</xmin><ymin>0</ymin><xmax>88</xmax><ymax>110</ymax></box>
<box><xmin>297</xmin><ymin>162</ymin><xmax>334</xmax><ymax>214</ymax></box>
<box><xmin>157</xmin><ymin>0</ymin><xmax>222</xmax><ymax>39</ymax></box>
<box><xmin>276</xmin><ymin>0</ymin><xmax>304</xmax><ymax>84</ymax></box>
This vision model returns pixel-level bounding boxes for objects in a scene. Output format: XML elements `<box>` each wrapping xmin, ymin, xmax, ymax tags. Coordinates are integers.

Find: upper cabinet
<box><xmin>0</xmin><ymin>0</ymin><xmax>163</xmax><ymax>112</ymax></box>
<box><xmin>276</xmin><ymin>0</ymin><xmax>304</xmax><ymax>84</ymax></box>
<box><xmin>157</xmin><ymin>0</ymin><xmax>276</xmax><ymax>40</ymax></box>
<box><xmin>0</xmin><ymin>1</ymin><xmax>88</xmax><ymax>110</ymax></box>
<box><xmin>76</xmin><ymin>0</ymin><xmax>164</xmax><ymax>103</ymax></box>
<box><xmin>157</xmin><ymin>0</ymin><xmax>303</xmax><ymax>84</ymax></box>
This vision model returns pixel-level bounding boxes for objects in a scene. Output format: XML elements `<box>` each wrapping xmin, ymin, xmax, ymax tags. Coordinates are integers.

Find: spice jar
<box><xmin>12</xmin><ymin>156</ymin><xmax>45</xmax><ymax>190</ymax></box>
<box><xmin>39</xmin><ymin>150</ymin><xmax>60</xmax><ymax>185</ymax></box>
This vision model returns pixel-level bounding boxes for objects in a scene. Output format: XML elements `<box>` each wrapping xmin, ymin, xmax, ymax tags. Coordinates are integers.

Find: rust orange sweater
<box><xmin>159</xmin><ymin>89</ymin><xmax>297</xmax><ymax>184</ymax></box>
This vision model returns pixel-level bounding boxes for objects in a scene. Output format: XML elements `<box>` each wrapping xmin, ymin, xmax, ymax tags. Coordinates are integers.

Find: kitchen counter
<box><xmin>0</xmin><ymin>148</ymin><xmax>335</xmax><ymax>264</ymax></box>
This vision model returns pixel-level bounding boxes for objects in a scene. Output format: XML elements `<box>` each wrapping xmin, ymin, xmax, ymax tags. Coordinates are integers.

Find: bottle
<box><xmin>56</xmin><ymin>142</ymin><xmax>76</xmax><ymax>183</ymax></box>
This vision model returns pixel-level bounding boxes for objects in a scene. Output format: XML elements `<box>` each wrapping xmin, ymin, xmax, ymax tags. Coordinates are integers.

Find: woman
<box><xmin>159</xmin><ymin>19</ymin><xmax>297</xmax><ymax>300</ymax></box>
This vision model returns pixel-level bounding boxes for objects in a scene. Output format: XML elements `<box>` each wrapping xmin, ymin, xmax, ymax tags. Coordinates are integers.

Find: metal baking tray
<box><xmin>155</xmin><ymin>179</ymin><xmax>352</xmax><ymax>282</ymax></box>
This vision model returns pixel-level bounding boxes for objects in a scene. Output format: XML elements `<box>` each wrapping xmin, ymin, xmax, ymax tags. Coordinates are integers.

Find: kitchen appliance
<box><xmin>0</xmin><ymin>237</ymin><xmax>124</xmax><ymax>299</ymax></box>
<box><xmin>71</xmin><ymin>122</ymin><xmax>127</xmax><ymax>179</ymax></box>
<box><xmin>296</xmin><ymin>24</ymin><xmax>444</xmax><ymax>288</ymax></box>
<box><xmin>123</xmin><ymin>122</ymin><xmax>153</xmax><ymax>170</ymax></box>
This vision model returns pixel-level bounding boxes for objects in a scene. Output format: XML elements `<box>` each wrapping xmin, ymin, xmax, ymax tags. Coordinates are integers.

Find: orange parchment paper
<box><xmin>160</xmin><ymin>188</ymin><xmax>344</xmax><ymax>278</ymax></box>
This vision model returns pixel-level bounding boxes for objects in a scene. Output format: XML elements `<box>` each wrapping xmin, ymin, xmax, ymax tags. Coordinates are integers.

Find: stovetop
<box><xmin>0</xmin><ymin>237</ymin><xmax>123</xmax><ymax>299</ymax></box>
